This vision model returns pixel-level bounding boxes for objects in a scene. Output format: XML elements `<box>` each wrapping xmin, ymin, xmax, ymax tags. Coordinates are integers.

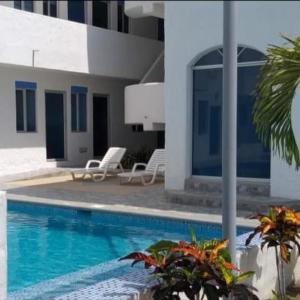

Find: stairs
<box><xmin>166</xmin><ymin>177</ymin><xmax>300</xmax><ymax>213</ymax></box>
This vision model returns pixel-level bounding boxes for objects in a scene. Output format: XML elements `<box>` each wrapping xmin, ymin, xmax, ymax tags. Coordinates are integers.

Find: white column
<box><xmin>109</xmin><ymin>1</ymin><xmax>118</xmax><ymax>31</ymax></box>
<box><xmin>58</xmin><ymin>0</ymin><xmax>68</xmax><ymax>20</ymax></box>
<box><xmin>0</xmin><ymin>192</ymin><xmax>7</xmax><ymax>300</ymax></box>
<box><xmin>222</xmin><ymin>1</ymin><xmax>238</xmax><ymax>261</ymax></box>
<box><xmin>86</xmin><ymin>0</ymin><xmax>93</xmax><ymax>25</ymax></box>
<box><xmin>35</xmin><ymin>0</ymin><xmax>43</xmax><ymax>15</ymax></box>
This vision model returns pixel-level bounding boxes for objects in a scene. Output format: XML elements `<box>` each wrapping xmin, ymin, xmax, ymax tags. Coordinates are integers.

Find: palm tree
<box><xmin>254</xmin><ymin>35</ymin><xmax>300</xmax><ymax>168</ymax></box>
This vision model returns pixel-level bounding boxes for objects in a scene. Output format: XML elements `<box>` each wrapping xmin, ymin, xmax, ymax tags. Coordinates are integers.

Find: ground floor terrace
<box><xmin>0</xmin><ymin>64</ymin><xmax>161</xmax><ymax>177</ymax></box>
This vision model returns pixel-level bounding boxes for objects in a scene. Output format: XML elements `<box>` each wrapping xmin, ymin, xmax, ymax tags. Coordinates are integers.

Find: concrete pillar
<box><xmin>59</xmin><ymin>0</ymin><xmax>68</xmax><ymax>20</ymax></box>
<box><xmin>222</xmin><ymin>1</ymin><xmax>238</xmax><ymax>261</ymax></box>
<box><xmin>35</xmin><ymin>0</ymin><xmax>43</xmax><ymax>15</ymax></box>
<box><xmin>0</xmin><ymin>192</ymin><xmax>7</xmax><ymax>300</ymax></box>
<box><xmin>109</xmin><ymin>1</ymin><xmax>118</xmax><ymax>31</ymax></box>
<box><xmin>86</xmin><ymin>0</ymin><xmax>93</xmax><ymax>25</ymax></box>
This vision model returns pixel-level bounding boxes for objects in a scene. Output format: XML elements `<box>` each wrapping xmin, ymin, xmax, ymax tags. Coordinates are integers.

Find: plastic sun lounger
<box><xmin>70</xmin><ymin>147</ymin><xmax>126</xmax><ymax>182</ymax></box>
<box><xmin>118</xmin><ymin>149</ymin><xmax>166</xmax><ymax>186</ymax></box>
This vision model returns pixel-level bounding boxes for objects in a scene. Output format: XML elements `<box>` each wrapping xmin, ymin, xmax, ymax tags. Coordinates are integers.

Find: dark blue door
<box><xmin>45</xmin><ymin>92</ymin><xmax>65</xmax><ymax>159</ymax></box>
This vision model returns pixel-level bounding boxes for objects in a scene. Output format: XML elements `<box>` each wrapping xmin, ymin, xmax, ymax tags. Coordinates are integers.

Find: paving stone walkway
<box><xmin>1</xmin><ymin>172</ymin><xmax>253</xmax><ymax>218</ymax></box>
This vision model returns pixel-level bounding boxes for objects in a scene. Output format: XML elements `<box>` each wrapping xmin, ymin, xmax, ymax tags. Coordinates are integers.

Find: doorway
<box><xmin>93</xmin><ymin>95</ymin><xmax>109</xmax><ymax>157</ymax></box>
<box><xmin>45</xmin><ymin>92</ymin><xmax>65</xmax><ymax>160</ymax></box>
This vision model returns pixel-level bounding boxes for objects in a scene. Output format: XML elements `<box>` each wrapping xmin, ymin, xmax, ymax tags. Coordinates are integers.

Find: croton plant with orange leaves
<box><xmin>246</xmin><ymin>206</ymin><xmax>300</xmax><ymax>300</ymax></box>
<box><xmin>121</xmin><ymin>234</ymin><xmax>258</xmax><ymax>300</ymax></box>
<box><xmin>246</xmin><ymin>206</ymin><xmax>300</xmax><ymax>263</ymax></box>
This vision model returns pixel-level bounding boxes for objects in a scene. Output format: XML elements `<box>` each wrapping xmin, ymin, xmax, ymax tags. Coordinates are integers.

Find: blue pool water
<box><xmin>8</xmin><ymin>201</ymin><xmax>251</xmax><ymax>293</ymax></box>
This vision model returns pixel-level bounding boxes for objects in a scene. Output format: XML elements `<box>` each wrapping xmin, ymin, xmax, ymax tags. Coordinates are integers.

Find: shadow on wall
<box><xmin>85</xmin><ymin>24</ymin><xmax>163</xmax><ymax>153</ymax></box>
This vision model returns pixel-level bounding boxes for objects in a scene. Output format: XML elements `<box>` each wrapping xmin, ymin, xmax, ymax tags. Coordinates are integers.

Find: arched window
<box><xmin>192</xmin><ymin>46</ymin><xmax>270</xmax><ymax>178</ymax></box>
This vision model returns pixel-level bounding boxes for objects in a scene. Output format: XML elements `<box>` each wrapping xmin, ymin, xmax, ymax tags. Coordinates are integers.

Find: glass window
<box><xmin>15</xmin><ymin>87</ymin><xmax>36</xmax><ymax>133</ymax></box>
<box><xmin>93</xmin><ymin>1</ymin><xmax>108</xmax><ymax>29</ymax></box>
<box><xmin>14</xmin><ymin>0</ymin><xmax>34</xmax><ymax>12</ymax></box>
<box><xmin>192</xmin><ymin>47</ymin><xmax>270</xmax><ymax>178</ymax></box>
<box><xmin>16</xmin><ymin>90</ymin><xmax>24</xmax><ymax>132</ymax></box>
<box><xmin>26</xmin><ymin>90</ymin><xmax>36</xmax><ymax>132</ymax></box>
<box><xmin>68</xmin><ymin>0</ymin><xmax>85</xmax><ymax>24</ymax></box>
<box><xmin>78</xmin><ymin>93</ymin><xmax>87</xmax><ymax>131</ymax></box>
<box><xmin>71</xmin><ymin>91</ymin><xmax>87</xmax><ymax>132</ymax></box>
<box><xmin>71</xmin><ymin>94</ymin><xmax>77</xmax><ymax>132</ymax></box>
<box><xmin>195</xmin><ymin>49</ymin><xmax>223</xmax><ymax>66</ymax></box>
<box><xmin>14</xmin><ymin>0</ymin><xmax>22</xmax><ymax>9</ymax></box>
<box><xmin>157</xmin><ymin>18</ymin><xmax>164</xmax><ymax>41</ymax></box>
<box><xmin>43</xmin><ymin>0</ymin><xmax>57</xmax><ymax>17</ymax></box>
<box><xmin>117</xmin><ymin>1</ymin><xmax>129</xmax><ymax>33</ymax></box>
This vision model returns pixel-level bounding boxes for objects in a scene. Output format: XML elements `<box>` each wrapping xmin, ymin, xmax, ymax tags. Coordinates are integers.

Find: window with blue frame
<box><xmin>68</xmin><ymin>0</ymin><xmax>85</xmax><ymax>24</ymax></box>
<box><xmin>71</xmin><ymin>86</ymin><xmax>87</xmax><ymax>132</ymax></box>
<box><xmin>192</xmin><ymin>47</ymin><xmax>270</xmax><ymax>179</ymax></box>
<box><xmin>43</xmin><ymin>0</ymin><xmax>57</xmax><ymax>17</ymax></box>
<box><xmin>14</xmin><ymin>0</ymin><xmax>34</xmax><ymax>12</ymax></box>
<box><xmin>15</xmin><ymin>81</ymin><xmax>37</xmax><ymax>132</ymax></box>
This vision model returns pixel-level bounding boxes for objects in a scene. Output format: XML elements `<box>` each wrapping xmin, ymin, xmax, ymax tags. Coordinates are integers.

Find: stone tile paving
<box><xmin>1</xmin><ymin>174</ymin><xmax>252</xmax><ymax>218</ymax></box>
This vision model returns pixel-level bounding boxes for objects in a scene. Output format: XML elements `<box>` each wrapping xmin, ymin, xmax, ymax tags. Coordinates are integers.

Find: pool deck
<box><xmin>1</xmin><ymin>171</ymin><xmax>257</xmax><ymax>227</ymax></box>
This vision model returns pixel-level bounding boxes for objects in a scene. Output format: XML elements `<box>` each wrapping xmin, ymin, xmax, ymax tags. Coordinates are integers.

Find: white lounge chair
<box><xmin>118</xmin><ymin>149</ymin><xmax>166</xmax><ymax>185</ymax></box>
<box><xmin>70</xmin><ymin>147</ymin><xmax>126</xmax><ymax>182</ymax></box>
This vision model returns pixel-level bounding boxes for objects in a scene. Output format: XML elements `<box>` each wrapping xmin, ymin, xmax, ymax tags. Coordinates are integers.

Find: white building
<box><xmin>0</xmin><ymin>0</ymin><xmax>164</xmax><ymax>176</ymax></box>
<box><xmin>1</xmin><ymin>1</ymin><xmax>300</xmax><ymax>202</ymax></box>
<box><xmin>124</xmin><ymin>1</ymin><xmax>300</xmax><ymax>201</ymax></box>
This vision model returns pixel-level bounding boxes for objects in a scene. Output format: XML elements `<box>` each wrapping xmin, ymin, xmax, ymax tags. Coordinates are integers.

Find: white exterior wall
<box><xmin>164</xmin><ymin>1</ymin><xmax>300</xmax><ymax>199</ymax></box>
<box><xmin>125</xmin><ymin>83</ymin><xmax>164</xmax><ymax>130</ymax></box>
<box><xmin>0</xmin><ymin>65</ymin><xmax>157</xmax><ymax>176</ymax></box>
<box><xmin>130</xmin><ymin>17</ymin><xmax>159</xmax><ymax>40</ymax></box>
<box><xmin>0</xmin><ymin>6</ymin><xmax>163</xmax><ymax>80</ymax></box>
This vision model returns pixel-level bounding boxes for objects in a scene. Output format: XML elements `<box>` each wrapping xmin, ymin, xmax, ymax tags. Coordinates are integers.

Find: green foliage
<box><xmin>121</xmin><ymin>236</ymin><xmax>258</xmax><ymax>300</ymax></box>
<box><xmin>122</xmin><ymin>145</ymin><xmax>154</xmax><ymax>169</ymax></box>
<box><xmin>246</xmin><ymin>206</ymin><xmax>300</xmax><ymax>263</ymax></box>
<box><xmin>246</xmin><ymin>206</ymin><xmax>300</xmax><ymax>300</ymax></box>
<box><xmin>254</xmin><ymin>35</ymin><xmax>300</xmax><ymax>168</ymax></box>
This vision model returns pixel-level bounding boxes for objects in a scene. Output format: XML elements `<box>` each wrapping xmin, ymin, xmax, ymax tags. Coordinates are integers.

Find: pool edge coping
<box><xmin>7</xmin><ymin>193</ymin><xmax>258</xmax><ymax>228</ymax></box>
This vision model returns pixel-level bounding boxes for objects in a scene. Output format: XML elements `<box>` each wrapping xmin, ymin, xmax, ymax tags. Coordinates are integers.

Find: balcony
<box><xmin>0</xmin><ymin>6</ymin><xmax>163</xmax><ymax>80</ymax></box>
<box><xmin>125</xmin><ymin>1</ymin><xmax>164</xmax><ymax>19</ymax></box>
<box><xmin>125</xmin><ymin>82</ymin><xmax>164</xmax><ymax>131</ymax></box>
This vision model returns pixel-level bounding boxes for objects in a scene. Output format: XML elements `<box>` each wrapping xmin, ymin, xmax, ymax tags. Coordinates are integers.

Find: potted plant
<box><xmin>246</xmin><ymin>206</ymin><xmax>300</xmax><ymax>300</ymax></box>
<box><xmin>121</xmin><ymin>234</ymin><xmax>258</xmax><ymax>300</ymax></box>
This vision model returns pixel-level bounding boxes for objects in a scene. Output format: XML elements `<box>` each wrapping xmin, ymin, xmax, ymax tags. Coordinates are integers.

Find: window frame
<box><xmin>68</xmin><ymin>0</ymin><xmax>86</xmax><ymax>24</ymax></box>
<box><xmin>71</xmin><ymin>88</ymin><xmax>87</xmax><ymax>133</ymax></box>
<box><xmin>14</xmin><ymin>0</ymin><xmax>34</xmax><ymax>12</ymax></box>
<box><xmin>191</xmin><ymin>46</ymin><xmax>270</xmax><ymax>179</ymax></box>
<box><xmin>16</xmin><ymin>87</ymin><xmax>37</xmax><ymax>133</ymax></box>
<box><xmin>43</xmin><ymin>0</ymin><xmax>57</xmax><ymax>17</ymax></box>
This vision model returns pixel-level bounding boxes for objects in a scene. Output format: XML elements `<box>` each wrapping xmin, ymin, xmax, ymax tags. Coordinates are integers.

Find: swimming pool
<box><xmin>8</xmin><ymin>200</ymin><xmax>251</xmax><ymax>298</ymax></box>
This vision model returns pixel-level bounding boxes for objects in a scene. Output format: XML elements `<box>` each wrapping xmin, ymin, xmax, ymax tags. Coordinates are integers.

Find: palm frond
<box><xmin>254</xmin><ymin>35</ymin><xmax>300</xmax><ymax>168</ymax></box>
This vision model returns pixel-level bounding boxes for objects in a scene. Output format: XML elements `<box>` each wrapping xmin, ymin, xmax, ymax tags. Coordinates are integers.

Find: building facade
<box><xmin>0</xmin><ymin>0</ymin><xmax>164</xmax><ymax>176</ymax></box>
<box><xmin>125</xmin><ymin>1</ymin><xmax>300</xmax><ymax>200</ymax></box>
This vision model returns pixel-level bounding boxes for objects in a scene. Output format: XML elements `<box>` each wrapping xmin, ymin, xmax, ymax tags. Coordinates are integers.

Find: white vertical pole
<box><xmin>222</xmin><ymin>1</ymin><xmax>238</xmax><ymax>261</ymax></box>
<box><xmin>0</xmin><ymin>192</ymin><xmax>7</xmax><ymax>299</ymax></box>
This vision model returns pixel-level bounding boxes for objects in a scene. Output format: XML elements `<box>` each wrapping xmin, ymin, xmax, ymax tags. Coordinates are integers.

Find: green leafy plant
<box><xmin>122</xmin><ymin>145</ymin><xmax>154</xmax><ymax>169</ymax></box>
<box><xmin>254</xmin><ymin>35</ymin><xmax>300</xmax><ymax>168</ymax></box>
<box><xmin>246</xmin><ymin>206</ymin><xmax>300</xmax><ymax>300</ymax></box>
<box><xmin>121</xmin><ymin>236</ymin><xmax>258</xmax><ymax>300</ymax></box>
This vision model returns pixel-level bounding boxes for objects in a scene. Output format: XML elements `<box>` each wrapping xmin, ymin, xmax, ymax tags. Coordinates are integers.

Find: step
<box><xmin>185</xmin><ymin>177</ymin><xmax>270</xmax><ymax>197</ymax></box>
<box><xmin>166</xmin><ymin>190</ymin><xmax>300</xmax><ymax>213</ymax></box>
